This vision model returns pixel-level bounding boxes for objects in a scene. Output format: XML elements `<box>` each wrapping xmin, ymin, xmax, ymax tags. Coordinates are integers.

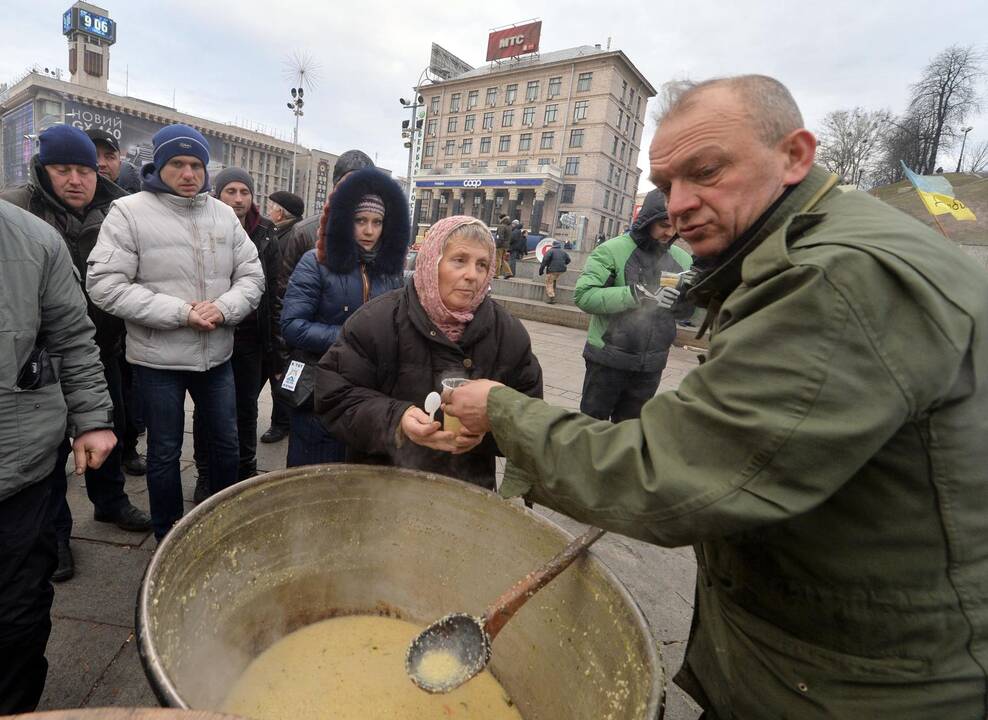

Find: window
<box><xmin>519</xmin><ymin>132</ymin><xmax>532</xmax><ymax>151</ymax></box>
<box><xmin>424</xmin><ymin>141</ymin><xmax>435</xmax><ymax>157</ymax></box>
<box><xmin>548</xmin><ymin>76</ymin><xmax>562</xmax><ymax>97</ymax></box>
<box><xmin>461</xmin><ymin>161</ymin><xmax>471</xmax><ymax>169</ymax></box>
<box><xmin>486</xmin><ymin>87</ymin><xmax>497</xmax><ymax>106</ymax></box>
<box><xmin>502</xmin><ymin>109</ymin><xmax>514</xmax><ymax>127</ymax></box>
<box><xmin>544</xmin><ymin>104</ymin><xmax>558</xmax><ymax>123</ymax></box>
<box><xmin>473</xmin><ymin>194</ymin><xmax>482</xmax><ymax>207</ymax></box>
<box><xmin>564</xmin><ymin>157</ymin><xmax>580</xmax><ymax>175</ymax></box>
<box><xmin>540</xmin><ymin>132</ymin><xmax>555</xmax><ymax>149</ymax></box>
<box><xmin>477</xmin><ymin>160</ymin><xmax>489</xmax><ymax>168</ymax></box>
<box><xmin>450</xmin><ymin>93</ymin><xmax>461</xmax><ymax>112</ymax></box>
<box><xmin>618</xmin><ymin>109</ymin><xmax>624</xmax><ymax>129</ymax></box>
<box><xmin>612</xmin><ymin>135</ymin><xmax>619</xmax><ymax>154</ymax></box>
<box><xmin>621</xmin><ymin>142</ymin><xmax>627</xmax><ymax>161</ymax></box>
<box><xmin>445</xmin><ymin>140</ymin><xmax>456</xmax><ymax>155</ymax></box>
<box><xmin>604</xmin><ymin>190</ymin><xmax>610</xmax><ymax>209</ymax></box>
<box><xmin>621</xmin><ymin>80</ymin><xmax>627</xmax><ymax>102</ymax></box>
<box><xmin>569</xmin><ymin>129</ymin><xmax>584</xmax><ymax>148</ymax></box>
<box><xmin>526</xmin><ymin>80</ymin><xmax>539</xmax><ymax>102</ymax></box>
<box><xmin>499</xmin><ymin>135</ymin><xmax>511</xmax><ymax>152</ymax></box>
<box><xmin>626</xmin><ymin>114</ymin><xmax>632</xmax><ymax>132</ymax></box>
<box><xmin>573</xmin><ymin>100</ymin><xmax>589</xmax><ymax>121</ymax></box>
<box><xmin>608</xmin><ymin>217</ymin><xmax>614</xmax><ymax>235</ymax></box>
<box><xmin>608</xmin><ymin>163</ymin><xmax>615</xmax><ymax>183</ymax></box>
<box><xmin>577</xmin><ymin>72</ymin><xmax>593</xmax><ymax>91</ymax></box>
<box><xmin>447</xmin><ymin>117</ymin><xmax>458</xmax><ymax>133</ymax></box>
<box><xmin>427</xmin><ymin>118</ymin><xmax>437</xmax><ymax>136</ymax></box>
<box><xmin>629</xmin><ymin>89</ymin><xmax>636</xmax><ymax>108</ymax></box>
<box><xmin>637</xmin><ymin>96</ymin><xmax>643</xmax><ymax>116</ymax></box>
<box><xmin>497</xmin><ymin>160</ymin><xmax>508</xmax><ymax>167</ymax></box>
<box><xmin>615</xmin><ymin>168</ymin><xmax>623</xmax><ymax>187</ymax></box>
<box><xmin>467</xmin><ymin>90</ymin><xmax>478</xmax><ymax>109</ymax></box>
<box><xmin>462</xmin><ymin>138</ymin><xmax>473</xmax><ymax>155</ymax></box>
<box><xmin>561</xmin><ymin>184</ymin><xmax>576</xmax><ymax>204</ymax></box>
<box><xmin>483</xmin><ymin>112</ymin><xmax>494</xmax><ymax>130</ymax></box>
<box><xmin>430</xmin><ymin>96</ymin><xmax>440</xmax><ymax>113</ymax></box>
<box><xmin>517</xmin><ymin>158</ymin><xmax>528</xmax><ymax>169</ymax></box>
<box><xmin>611</xmin><ymin>192</ymin><xmax>618</xmax><ymax>210</ymax></box>
<box><xmin>480</xmin><ymin>136</ymin><xmax>491</xmax><ymax>153</ymax></box>
<box><xmin>624</xmin><ymin>173</ymin><xmax>629</xmax><ymax>191</ymax></box>
<box><xmin>619</xmin><ymin>196</ymin><xmax>624</xmax><ymax>214</ymax></box>
<box><xmin>505</xmin><ymin>84</ymin><xmax>517</xmax><ymax>104</ymax></box>
<box><xmin>464</xmin><ymin>114</ymin><xmax>475</xmax><ymax>132</ymax></box>
<box><xmin>522</xmin><ymin>106</ymin><xmax>535</xmax><ymax>125</ymax></box>
<box><xmin>444</xmin><ymin>162</ymin><xmax>453</xmax><ymax>169</ymax></box>
<box><xmin>538</xmin><ymin>157</ymin><xmax>552</xmax><ymax>166</ymax></box>
<box><xmin>422</xmin><ymin>163</ymin><xmax>433</xmax><ymax>170</ymax></box>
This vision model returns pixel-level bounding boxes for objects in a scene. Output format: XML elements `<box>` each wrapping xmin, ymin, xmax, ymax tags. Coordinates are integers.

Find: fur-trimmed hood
<box><xmin>318</xmin><ymin>168</ymin><xmax>409</xmax><ymax>276</ymax></box>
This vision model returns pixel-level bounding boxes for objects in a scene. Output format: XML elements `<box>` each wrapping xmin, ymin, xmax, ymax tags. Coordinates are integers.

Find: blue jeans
<box><xmin>286</xmin><ymin>408</ymin><xmax>345</xmax><ymax>467</ymax></box>
<box><xmin>134</xmin><ymin>362</ymin><xmax>238</xmax><ymax>539</ymax></box>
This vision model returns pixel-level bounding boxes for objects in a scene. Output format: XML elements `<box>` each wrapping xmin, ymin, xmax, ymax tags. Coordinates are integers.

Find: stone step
<box><xmin>509</xmin><ymin>258</ymin><xmax>583</xmax><ymax>282</ymax></box>
<box><xmin>492</xmin><ymin>276</ymin><xmax>578</xmax><ymax>306</ymax></box>
<box><xmin>493</xmin><ymin>294</ymin><xmax>709</xmax><ymax>349</ymax></box>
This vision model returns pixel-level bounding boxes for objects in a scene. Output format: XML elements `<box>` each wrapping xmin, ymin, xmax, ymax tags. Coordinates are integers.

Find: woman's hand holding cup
<box><xmin>400</xmin><ymin>406</ymin><xmax>459</xmax><ymax>452</ymax></box>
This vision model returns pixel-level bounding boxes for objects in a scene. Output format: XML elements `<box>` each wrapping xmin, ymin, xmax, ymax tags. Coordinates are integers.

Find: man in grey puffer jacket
<box><xmin>87</xmin><ymin>124</ymin><xmax>264</xmax><ymax>540</ymax></box>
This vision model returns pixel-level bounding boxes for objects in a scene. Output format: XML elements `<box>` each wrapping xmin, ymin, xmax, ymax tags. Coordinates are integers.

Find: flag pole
<box><xmin>930</xmin><ymin>214</ymin><xmax>951</xmax><ymax>240</ymax></box>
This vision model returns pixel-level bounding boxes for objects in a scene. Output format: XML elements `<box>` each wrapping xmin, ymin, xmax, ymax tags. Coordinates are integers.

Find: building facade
<box><xmin>412</xmin><ymin>45</ymin><xmax>655</xmax><ymax>246</ymax></box>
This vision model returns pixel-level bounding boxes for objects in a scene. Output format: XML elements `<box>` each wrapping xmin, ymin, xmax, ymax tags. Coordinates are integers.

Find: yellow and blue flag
<box><xmin>900</xmin><ymin>162</ymin><xmax>976</xmax><ymax>222</ymax></box>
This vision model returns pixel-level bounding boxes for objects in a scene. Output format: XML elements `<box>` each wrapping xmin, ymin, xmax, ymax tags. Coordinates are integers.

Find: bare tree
<box><xmin>908</xmin><ymin>45</ymin><xmax>984</xmax><ymax>174</ymax></box>
<box><xmin>966</xmin><ymin>140</ymin><xmax>988</xmax><ymax>172</ymax></box>
<box><xmin>816</xmin><ymin>108</ymin><xmax>890</xmax><ymax>186</ymax></box>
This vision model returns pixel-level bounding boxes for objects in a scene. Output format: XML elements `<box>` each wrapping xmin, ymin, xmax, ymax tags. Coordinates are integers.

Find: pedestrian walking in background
<box><xmin>508</xmin><ymin>219</ymin><xmax>526</xmax><ymax>276</ymax></box>
<box><xmin>260</xmin><ymin>189</ymin><xmax>305</xmax><ymax>445</ymax></box>
<box><xmin>87</xmin><ymin>124</ymin><xmax>265</xmax><ymax>540</ymax></box>
<box><xmin>495</xmin><ymin>213</ymin><xmax>513</xmax><ymax>278</ymax></box>
<box><xmin>573</xmin><ymin>189</ymin><xmax>693</xmax><ymax>423</ymax></box>
<box><xmin>0</xmin><ymin>125</ymin><xmax>151</xmax><ymax>582</ymax></box>
<box><xmin>538</xmin><ymin>239</ymin><xmax>570</xmax><ymax>304</ymax></box>
<box><xmin>85</xmin><ymin>127</ymin><xmax>146</xmax><ymax>476</ymax></box>
<box><xmin>280</xmin><ymin>168</ymin><xmax>408</xmax><ymax>467</ymax></box>
<box><xmin>191</xmin><ymin>168</ymin><xmax>284</xmax><ymax>503</ymax></box>
<box><xmin>0</xmin><ymin>199</ymin><xmax>116</xmax><ymax>713</ymax></box>
<box><xmin>315</xmin><ymin>215</ymin><xmax>542</xmax><ymax>491</ymax></box>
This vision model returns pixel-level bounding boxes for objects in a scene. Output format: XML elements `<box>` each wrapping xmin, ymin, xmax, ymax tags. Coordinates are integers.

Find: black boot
<box><xmin>260</xmin><ymin>425</ymin><xmax>287</xmax><ymax>443</ymax></box>
<box><xmin>193</xmin><ymin>476</ymin><xmax>210</xmax><ymax>505</ymax></box>
<box><xmin>94</xmin><ymin>502</ymin><xmax>152</xmax><ymax>532</ymax></box>
<box><xmin>122</xmin><ymin>448</ymin><xmax>147</xmax><ymax>475</ymax></box>
<box><xmin>52</xmin><ymin>541</ymin><xmax>74</xmax><ymax>583</ymax></box>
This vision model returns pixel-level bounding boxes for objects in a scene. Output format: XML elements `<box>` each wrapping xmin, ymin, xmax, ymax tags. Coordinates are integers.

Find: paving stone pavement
<box><xmin>39</xmin><ymin>318</ymin><xmax>702</xmax><ymax>719</ymax></box>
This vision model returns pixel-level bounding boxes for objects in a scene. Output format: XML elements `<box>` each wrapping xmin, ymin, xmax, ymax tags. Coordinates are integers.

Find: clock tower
<box><xmin>62</xmin><ymin>2</ymin><xmax>116</xmax><ymax>92</ymax></box>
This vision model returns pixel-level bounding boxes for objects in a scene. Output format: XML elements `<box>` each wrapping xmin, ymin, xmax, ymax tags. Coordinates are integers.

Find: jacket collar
<box><xmin>687</xmin><ymin>165</ymin><xmax>839</xmax><ymax>308</ymax></box>
<box><xmin>28</xmin><ymin>155</ymin><xmax>126</xmax><ymax>222</ymax></box>
<box><xmin>406</xmin><ymin>283</ymin><xmax>494</xmax><ymax>349</ymax></box>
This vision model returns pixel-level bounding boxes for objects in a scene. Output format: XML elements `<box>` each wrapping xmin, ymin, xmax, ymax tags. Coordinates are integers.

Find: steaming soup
<box><xmin>221</xmin><ymin>615</ymin><xmax>523</xmax><ymax>720</ymax></box>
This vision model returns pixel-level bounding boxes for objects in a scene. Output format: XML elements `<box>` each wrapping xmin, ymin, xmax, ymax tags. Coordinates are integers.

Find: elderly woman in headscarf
<box><xmin>280</xmin><ymin>168</ymin><xmax>408</xmax><ymax>467</ymax></box>
<box><xmin>315</xmin><ymin>215</ymin><xmax>543</xmax><ymax>489</ymax></box>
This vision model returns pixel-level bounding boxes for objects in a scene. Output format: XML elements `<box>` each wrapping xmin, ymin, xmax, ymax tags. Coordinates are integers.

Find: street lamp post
<box><xmin>956</xmin><ymin>125</ymin><xmax>974</xmax><ymax>173</ymax></box>
<box><xmin>287</xmin><ymin>87</ymin><xmax>304</xmax><ymax>193</ymax></box>
<box><xmin>400</xmin><ymin>67</ymin><xmax>432</xmax><ymax>243</ymax></box>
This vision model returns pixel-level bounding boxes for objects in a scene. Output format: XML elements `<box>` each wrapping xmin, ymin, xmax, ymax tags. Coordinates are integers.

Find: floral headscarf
<box><xmin>413</xmin><ymin>215</ymin><xmax>496</xmax><ymax>342</ymax></box>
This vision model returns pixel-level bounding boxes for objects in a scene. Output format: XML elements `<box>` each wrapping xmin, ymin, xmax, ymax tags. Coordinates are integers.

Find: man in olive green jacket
<box><xmin>444</xmin><ymin>76</ymin><xmax>988</xmax><ymax>719</ymax></box>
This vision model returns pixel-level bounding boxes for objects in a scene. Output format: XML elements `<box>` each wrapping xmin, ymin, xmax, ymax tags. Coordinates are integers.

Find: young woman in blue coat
<box><xmin>280</xmin><ymin>168</ymin><xmax>408</xmax><ymax>466</ymax></box>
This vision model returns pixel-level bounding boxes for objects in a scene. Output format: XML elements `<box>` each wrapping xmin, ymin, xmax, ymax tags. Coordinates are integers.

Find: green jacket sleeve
<box><xmin>573</xmin><ymin>243</ymin><xmax>638</xmax><ymax>315</ymax></box>
<box><xmin>489</xmin><ymin>264</ymin><xmax>912</xmax><ymax>547</ymax></box>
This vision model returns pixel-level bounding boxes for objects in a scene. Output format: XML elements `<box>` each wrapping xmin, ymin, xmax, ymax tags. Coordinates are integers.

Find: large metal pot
<box><xmin>137</xmin><ymin>465</ymin><xmax>664</xmax><ymax>719</ymax></box>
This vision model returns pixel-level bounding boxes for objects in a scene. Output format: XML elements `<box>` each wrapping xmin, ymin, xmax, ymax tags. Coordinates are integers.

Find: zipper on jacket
<box><xmin>189</xmin><ymin>201</ymin><xmax>208</xmax><ymax>371</ymax></box>
<box><xmin>360</xmin><ymin>264</ymin><xmax>370</xmax><ymax>304</ymax></box>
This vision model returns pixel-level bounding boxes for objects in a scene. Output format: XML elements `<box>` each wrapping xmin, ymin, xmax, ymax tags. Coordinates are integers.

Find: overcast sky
<box><xmin>5</xmin><ymin>1</ymin><xmax>988</xmax><ymax>189</ymax></box>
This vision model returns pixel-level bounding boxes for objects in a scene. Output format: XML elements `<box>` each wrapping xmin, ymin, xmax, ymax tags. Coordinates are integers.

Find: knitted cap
<box><xmin>151</xmin><ymin>124</ymin><xmax>210</xmax><ymax>169</ymax></box>
<box><xmin>38</xmin><ymin>125</ymin><xmax>98</xmax><ymax>170</ymax></box>
<box><xmin>355</xmin><ymin>194</ymin><xmax>385</xmax><ymax>218</ymax></box>
<box><xmin>213</xmin><ymin>166</ymin><xmax>254</xmax><ymax>197</ymax></box>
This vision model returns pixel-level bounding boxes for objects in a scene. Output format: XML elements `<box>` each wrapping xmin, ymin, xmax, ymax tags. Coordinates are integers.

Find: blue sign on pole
<box><xmin>414</xmin><ymin>177</ymin><xmax>545</xmax><ymax>189</ymax></box>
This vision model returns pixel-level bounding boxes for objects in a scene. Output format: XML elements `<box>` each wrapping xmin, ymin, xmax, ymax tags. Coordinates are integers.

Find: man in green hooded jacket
<box><xmin>443</xmin><ymin>75</ymin><xmax>988</xmax><ymax>719</ymax></box>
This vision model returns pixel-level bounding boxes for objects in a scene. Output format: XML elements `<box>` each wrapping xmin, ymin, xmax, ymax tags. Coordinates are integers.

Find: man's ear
<box><xmin>780</xmin><ymin>129</ymin><xmax>817</xmax><ymax>185</ymax></box>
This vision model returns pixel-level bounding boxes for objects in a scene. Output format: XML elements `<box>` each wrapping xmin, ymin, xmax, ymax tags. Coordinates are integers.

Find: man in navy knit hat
<box><xmin>189</xmin><ymin>167</ymin><xmax>284</xmax><ymax>503</ymax></box>
<box><xmin>87</xmin><ymin>124</ymin><xmax>265</xmax><ymax>540</ymax></box>
<box><xmin>0</xmin><ymin>124</ymin><xmax>151</xmax><ymax>581</ymax></box>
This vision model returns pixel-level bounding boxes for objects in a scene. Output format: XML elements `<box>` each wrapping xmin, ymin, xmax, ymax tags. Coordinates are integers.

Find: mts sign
<box><xmin>486</xmin><ymin>21</ymin><xmax>542</xmax><ymax>62</ymax></box>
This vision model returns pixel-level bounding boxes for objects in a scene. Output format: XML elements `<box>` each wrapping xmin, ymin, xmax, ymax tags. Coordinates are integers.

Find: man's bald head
<box><xmin>659</xmin><ymin>75</ymin><xmax>804</xmax><ymax>147</ymax></box>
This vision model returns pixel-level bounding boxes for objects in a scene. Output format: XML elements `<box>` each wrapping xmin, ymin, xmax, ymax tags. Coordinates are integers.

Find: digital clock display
<box><xmin>62</xmin><ymin>7</ymin><xmax>116</xmax><ymax>44</ymax></box>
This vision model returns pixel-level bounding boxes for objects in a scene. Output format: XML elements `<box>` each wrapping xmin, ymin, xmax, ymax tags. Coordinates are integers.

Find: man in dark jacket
<box><xmin>260</xmin><ymin>189</ymin><xmax>305</xmax><ymax>444</ymax></box>
<box><xmin>0</xmin><ymin>199</ymin><xmax>117</xmax><ymax>713</ymax></box>
<box><xmin>508</xmin><ymin>220</ymin><xmax>526</xmax><ymax>275</ymax></box>
<box><xmin>537</xmin><ymin>240</ymin><xmax>571</xmax><ymax>304</ymax></box>
<box><xmin>279</xmin><ymin>150</ymin><xmax>375</xmax><ymax>292</ymax></box>
<box><xmin>573</xmin><ymin>190</ymin><xmax>693</xmax><ymax>422</ymax></box>
<box><xmin>86</xmin><ymin>128</ymin><xmax>146</xmax><ymax>476</ymax></box>
<box><xmin>0</xmin><ymin>125</ymin><xmax>151</xmax><ymax>581</ymax></box>
<box><xmin>192</xmin><ymin>167</ymin><xmax>283</xmax><ymax>501</ymax></box>
<box><xmin>495</xmin><ymin>214</ymin><xmax>513</xmax><ymax>278</ymax></box>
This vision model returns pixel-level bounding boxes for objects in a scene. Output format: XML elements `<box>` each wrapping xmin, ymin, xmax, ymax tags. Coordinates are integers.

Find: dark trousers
<box><xmin>580</xmin><ymin>359</ymin><xmax>663</xmax><ymax>423</ymax></box>
<box><xmin>52</xmin><ymin>355</ymin><xmax>130</xmax><ymax>543</ymax></box>
<box><xmin>508</xmin><ymin>250</ymin><xmax>524</xmax><ymax>276</ymax></box>
<box><xmin>135</xmin><ymin>362</ymin><xmax>238</xmax><ymax>540</ymax></box>
<box><xmin>286</xmin><ymin>407</ymin><xmax>345</xmax><ymax>467</ymax></box>
<box><xmin>193</xmin><ymin>343</ymin><xmax>264</xmax><ymax>484</ymax></box>
<box><xmin>119</xmin><ymin>356</ymin><xmax>145</xmax><ymax>455</ymax></box>
<box><xmin>0</xmin><ymin>468</ymin><xmax>57</xmax><ymax>714</ymax></box>
<box><xmin>269</xmin><ymin>380</ymin><xmax>290</xmax><ymax>430</ymax></box>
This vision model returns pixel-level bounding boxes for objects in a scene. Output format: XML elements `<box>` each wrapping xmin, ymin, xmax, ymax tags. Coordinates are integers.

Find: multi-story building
<box><xmin>412</xmin><ymin>44</ymin><xmax>655</xmax><ymax>246</ymax></box>
<box><xmin>0</xmin><ymin>2</ymin><xmax>385</xmax><ymax>217</ymax></box>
